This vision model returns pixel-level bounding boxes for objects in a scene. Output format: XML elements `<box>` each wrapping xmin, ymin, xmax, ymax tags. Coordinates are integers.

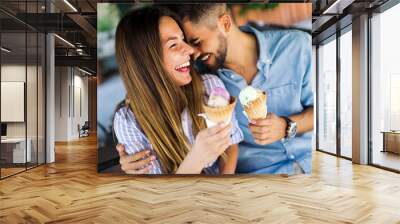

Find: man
<box><xmin>117</xmin><ymin>4</ymin><xmax>313</xmax><ymax>174</ymax></box>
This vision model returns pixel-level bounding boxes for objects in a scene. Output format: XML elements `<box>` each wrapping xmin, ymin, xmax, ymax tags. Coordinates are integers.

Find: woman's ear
<box><xmin>218</xmin><ymin>13</ymin><xmax>232</xmax><ymax>34</ymax></box>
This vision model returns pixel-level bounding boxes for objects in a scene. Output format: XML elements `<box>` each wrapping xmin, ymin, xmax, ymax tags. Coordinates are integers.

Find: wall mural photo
<box><xmin>97</xmin><ymin>3</ymin><xmax>314</xmax><ymax>175</ymax></box>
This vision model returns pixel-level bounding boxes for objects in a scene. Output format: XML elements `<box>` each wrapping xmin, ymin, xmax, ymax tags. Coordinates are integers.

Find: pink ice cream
<box><xmin>207</xmin><ymin>87</ymin><xmax>230</xmax><ymax>107</ymax></box>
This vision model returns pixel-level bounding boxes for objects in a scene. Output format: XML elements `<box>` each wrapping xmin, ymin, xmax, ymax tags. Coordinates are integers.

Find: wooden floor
<box><xmin>1</xmin><ymin>163</ymin><xmax>45</xmax><ymax>178</ymax></box>
<box><xmin>373</xmin><ymin>151</ymin><xmax>400</xmax><ymax>171</ymax></box>
<box><xmin>1</xmin><ymin>135</ymin><xmax>400</xmax><ymax>223</ymax></box>
<box><xmin>1</xmin><ymin>167</ymin><xmax>26</xmax><ymax>178</ymax></box>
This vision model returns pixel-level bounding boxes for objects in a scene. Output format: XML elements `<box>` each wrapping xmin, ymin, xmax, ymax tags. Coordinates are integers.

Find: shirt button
<box><xmin>289</xmin><ymin>154</ymin><xmax>295</xmax><ymax>160</ymax></box>
<box><xmin>230</xmin><ymin>74</ymin><xmax>235</xmax><ymax>79</ymax></box>
<box><xmin>266</xmin><ymin>59</ymin><xmax>271</xmax><ymax>64</ymax></box>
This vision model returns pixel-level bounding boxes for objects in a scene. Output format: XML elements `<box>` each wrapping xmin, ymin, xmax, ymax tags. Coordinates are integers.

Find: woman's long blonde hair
<box><xmin>115</xmin><ymin>7</ymin><xmax>208</xmax><ymax>173</ymax></box>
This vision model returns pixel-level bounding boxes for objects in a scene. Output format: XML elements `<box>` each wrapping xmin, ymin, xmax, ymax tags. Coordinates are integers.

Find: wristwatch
<box><xmin>281</xmin><ymin>116</ymin><xmax>297</xmax><ymax>142</ymax></box>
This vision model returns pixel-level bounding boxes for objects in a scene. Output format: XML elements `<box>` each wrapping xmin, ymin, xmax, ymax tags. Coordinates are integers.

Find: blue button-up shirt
<box><xmin>217</xmin><ymin>25</ymin><xmax>314</xmax><ymax>175</ymax></box>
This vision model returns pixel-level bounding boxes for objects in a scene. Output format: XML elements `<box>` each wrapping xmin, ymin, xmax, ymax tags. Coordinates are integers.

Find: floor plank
<box><xmin>1</xmin><ymin>135</ymin><xmax>400</xmax><ymax>223</ymax></box>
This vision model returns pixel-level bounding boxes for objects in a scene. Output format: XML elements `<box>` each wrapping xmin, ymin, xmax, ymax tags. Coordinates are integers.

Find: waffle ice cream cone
<box><xmin>239</xmin><ymin>86</ymin><xmax>267</xmax><ymax>120</ymax></box>
<box><xmin>199</xmin><ymin>87</ymin><xmax>236</xmax><ymax>127</ymax></box>
<box><xmin>203</xmin><ymin>97</ymin><xmax>237</xmax><ymax>124</ymax></box>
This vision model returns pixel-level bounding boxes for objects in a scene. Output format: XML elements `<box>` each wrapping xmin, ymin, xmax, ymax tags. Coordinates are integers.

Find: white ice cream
<box><xmin>207</xmin><ymin>95</ymin><xmax>229</xmax><ymax>107</ymax></box>
<box><xmin>239</xmin><ymin>86</ymin><xmax>262</xmax><ymax>106</ymax></box>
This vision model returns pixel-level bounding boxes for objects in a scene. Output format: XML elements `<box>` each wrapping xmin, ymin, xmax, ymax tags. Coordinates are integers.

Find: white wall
<box><xmin>1</xmin><ymin>65</ymin><xmax>26</xmax><ymax>134</ymax></box>
<box><xmin>54</xmin><ymin>67</ymin><xmax>89</xmax><ymax>141</ymax></box>
<box><xmin>54</xmin><ymin>67</ymin><xmax>68</xmax><ymax>141</ymax></box>
<box><xmin>1</xmin><ymin>65</ymin><xmax>37</xmax><ymax>138</ymax></box>
<box><xmin>72</xmin><ymin>73</ymin><xmax>89</xmax><ymax>138</ymax></box>
<box><xmin>1</xmin><ymin>63</ymin><xmax>46</xmax><ymax>164</ymax></box>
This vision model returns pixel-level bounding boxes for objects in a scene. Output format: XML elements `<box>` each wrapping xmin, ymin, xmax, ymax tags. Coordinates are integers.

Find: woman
<box><xmin>113</xmin><ymin>6</ymin><xmax>243</xmax><ymax>174</ymax></box>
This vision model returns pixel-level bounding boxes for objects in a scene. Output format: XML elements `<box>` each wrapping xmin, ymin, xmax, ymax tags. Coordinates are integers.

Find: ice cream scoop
<box><xmin>201</xmin><ymin>87</ymin><xmax>236</xmax><ymax>127</ymax></box>
<box><xmin>238</xmin><ymin>86</ymin><xmax>267</xmax><ymax>120</ymax></box>
<box><xmin>238</xmin><ymin>86</ymin><xmax>262</xmax><ymax>107</ymax></box>
<box><xmin>207</xmin><ymin>87</ymin><xmax>230</xmax><ymax>107</ymax></box>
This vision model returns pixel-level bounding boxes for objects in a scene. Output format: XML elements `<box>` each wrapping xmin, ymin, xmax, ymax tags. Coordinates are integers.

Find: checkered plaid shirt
<box><xmin>113</xmin><ymin>74</ymin><xmax>244</xmax><ymax>174</ymax></box>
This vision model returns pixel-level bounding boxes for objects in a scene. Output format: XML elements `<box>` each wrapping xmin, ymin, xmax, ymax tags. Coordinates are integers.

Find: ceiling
<box><xmin>2</xmin><ymin>0</ymin><xmax>396</xmax><ymax>74</ymax></box>
<box><xmin>312</xmin><ymin>0</ymin><xmax>391</xmax><ymax>44</ymax></box>
<box><xmin>0</xmin><ymin>0</ymin><xmax>99</xmax><ymax>74</ymax></box>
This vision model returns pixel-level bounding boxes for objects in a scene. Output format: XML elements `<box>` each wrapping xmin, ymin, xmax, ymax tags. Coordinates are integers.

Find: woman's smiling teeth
<box><xmin>175</xmin><ymin>61</ymin><xmax>190</xmax><ymax>72</ymax></box>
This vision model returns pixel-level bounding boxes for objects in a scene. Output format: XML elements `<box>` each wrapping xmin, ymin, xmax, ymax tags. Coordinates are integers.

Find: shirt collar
<box><xmin>239</xmin><ymin>24</ymin><xmax>272</xmax><ymax>70</ymax></box>
<box><xmin>218</xmin><ymin>24</ymin><xmax>272</xmax><ymax>78</ymax></box>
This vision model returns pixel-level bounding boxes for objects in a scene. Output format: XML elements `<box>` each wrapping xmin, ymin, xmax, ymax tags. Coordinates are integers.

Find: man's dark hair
<box><xmin>163</xmin><ymin>4</ymin><xmax>227</xmax><ymax>27</ymax></box>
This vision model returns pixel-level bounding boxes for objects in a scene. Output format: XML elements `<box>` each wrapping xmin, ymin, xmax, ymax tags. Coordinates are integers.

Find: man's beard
<box><xmin>194</xmin><ymin>34</ymin><xmax>227</xmax><ymax>74</ymax></box>
<box><xmin>208</xmin><ymin>33</ymin><xmax>227</xmax><ymax>73</ymax></box>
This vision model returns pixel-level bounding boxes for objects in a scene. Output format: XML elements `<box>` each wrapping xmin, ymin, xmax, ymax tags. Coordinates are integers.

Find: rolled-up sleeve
<box><xmin>300</xmin><ymin>33</ymin><xmax>314</xmax><ymax>108</ymax></box>
<box><xmin>113</xmin><ymin>107</ymin><xmax>150</xmax><ymax>154</ymax></box>
<box><xmin>113</xmin><ymin>107</ymin><xmax>162</xmax><ymax>174</ymax></box>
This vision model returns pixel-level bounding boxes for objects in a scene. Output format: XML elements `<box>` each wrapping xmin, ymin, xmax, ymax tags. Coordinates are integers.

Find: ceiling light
<box><xmin>1</xmin><ymin>47</ymin><xmax>11</xmax><ymax>53</ymax></box>
<box><xmin>63</xmin><ymin>0</ymin><xmax>78</xmax><ymax>12</ymax></box>
<box><xmin>54</xmin><ymin>34</ymin><xmax>75</xmax><ymax>48</ymax></box>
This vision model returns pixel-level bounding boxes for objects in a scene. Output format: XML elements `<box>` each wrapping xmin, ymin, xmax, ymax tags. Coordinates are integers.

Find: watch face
<box><xmin>288</xmin><ymin>122</ymin><xmax>297</xmax><ymax>138</ymax></box>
